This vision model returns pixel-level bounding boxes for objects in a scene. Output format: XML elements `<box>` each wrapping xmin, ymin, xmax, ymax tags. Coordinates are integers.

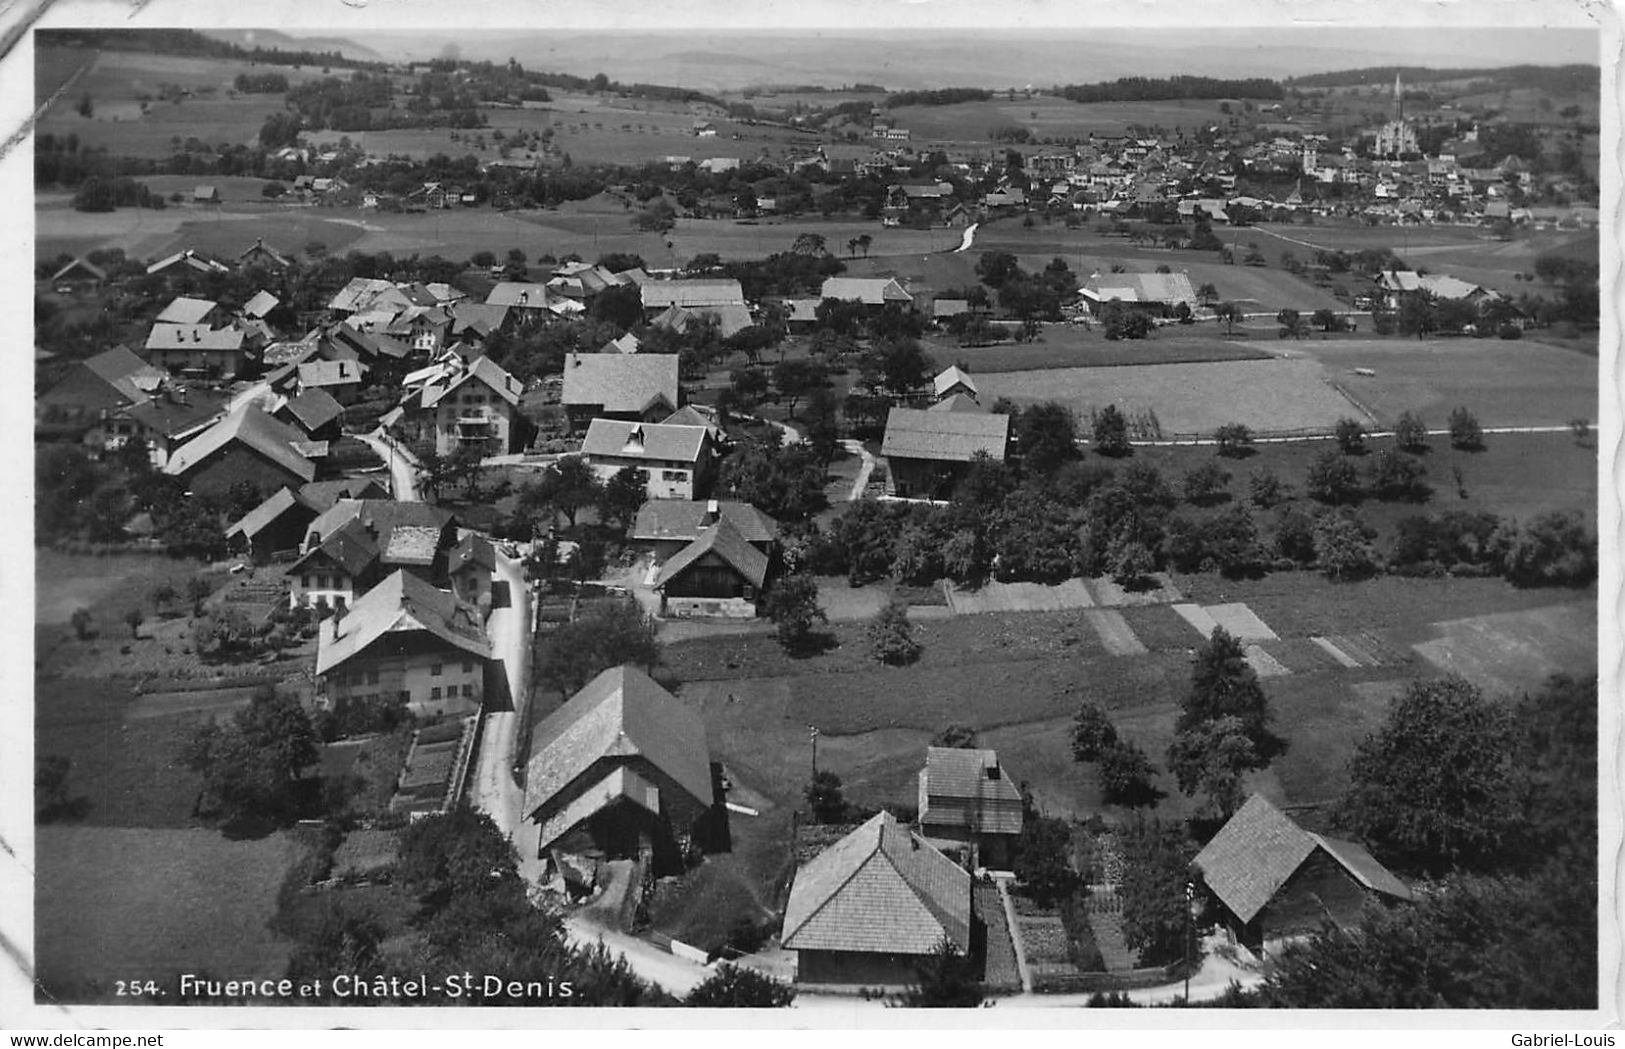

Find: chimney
<box><xmin>704</xmin><ymin>499</ymin><xmax>720</xmax><ymax>524</ymax></box>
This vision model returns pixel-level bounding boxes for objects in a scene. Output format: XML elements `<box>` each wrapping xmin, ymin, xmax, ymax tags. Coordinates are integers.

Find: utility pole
<box><xmin>1184</xmin><ymin>879</ymin><xmax>1196</xmax><ymax>1003</ymax></box>
<box><xmin>809</xmin><ymin>725</ymin><xmax>819</xmax><ymax>776</ymax></box>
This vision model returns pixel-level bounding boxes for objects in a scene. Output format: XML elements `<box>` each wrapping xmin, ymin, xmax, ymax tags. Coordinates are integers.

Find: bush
<box><xmin>1394</xmin><ymin>411</ymin><xmax>1428</xmax><ymax>453</ymax></box>
<box><xmin>1333</xmin><ymin>417</ymin><xmax>1368</xmax><ymax>455</ymax></box>
<box><xmin>1071</xmin><ymin>703</ymin><xmax>1119</xmax><ymax>762</ymax></box>
<box><xmin>1248</xmin><ymin>468</ymin><xmax>1286</xmax><ymax>508</ymax></box>
<box><xmin>1305</xmin><ymin>449</ymin><xmax>1361</xmax><ymax>504</ymax></box>
<box><xmin>1448</xmin><ymin>406</ymin><xmax>1484</xmax><ymax>451</ymax></box>
<box><xmin>1214</xmin><ymin>422</ymin><xmax>1254</xmax><ymax>457</ymax></box>
<box><xmin>867</xmin><ymin>600</ymin><xmax>922</xmax><ymax>666</ymax></box>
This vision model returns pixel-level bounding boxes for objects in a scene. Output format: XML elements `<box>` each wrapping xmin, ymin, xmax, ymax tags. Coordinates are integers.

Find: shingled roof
<box><xmin>165</xmin><ymin>405</ymin><xmax>317</xmax><ymax>483</ymax></box>
<box><xmin>279</xmin><ymin>388</ymin><xmax>345</xmax><ymax>434</ymax></box>
<box><xmin>1192</xmin><ymin>794</ymin><xmax>1412</xmax><ymax>926</ymax></box>
<box><xmin>881</xmin><ymin>407</ymin><xmax>1010</xmax><ymax>463</ymax></box>
<box><xmin>820</xmin><ymin>276</ymin><xmax>912</xmax><ymax>306</ymax></box>
<box><xmin>155</xmin><ymin>296</ymin><xmax>218</xmax><ymax>325</ymax></box>
<box><xmin>1079</xmin><ymin>271</ymin><xmax>1197</xmax><ymax>307</ymax></box>
<box><xmin>580</xmin><ymin>420</ymin><xmax>708</xmax><ymax>464</ymax></box>
<box><xmin>316</xmin><ymin>570</ymin><xmax>491</xmax><ymax>675</ymax></box>
<box><xmin>932</xmin><ymin>365</ymin><xmax>978</xmax><ymax>400</ymax></box>
<box><xmin>781</xmin><ymin>811</ymin><xmax>972</xmax><ymax>956</ymax></box>
<box><xmin>639</xmin><ymin>278</ymin><xmax>745</xmax><ymax>310</ymax></box>
<box><xmin>523</xmin><ymin>665</ymin><xmax>712</xmax><ymax>820</ymax></box>
<box><xmin>631</xmin><ymin>499</ymin><xmax>777</xmax><ymax>545</ymax></box>
<box><xmin>562</xmin><ymin>353</ymin><xmax>680</xmax><ymax>415</ymax></box>
<box><xmin>918</xmin><ymin>746</ymin><xmax>1024</xmax><ymax>837</ymax></box>
<box><xmin>653</xmin><ymin>518</ymin><xmax>770</xmax><ymax>590</ymax></box>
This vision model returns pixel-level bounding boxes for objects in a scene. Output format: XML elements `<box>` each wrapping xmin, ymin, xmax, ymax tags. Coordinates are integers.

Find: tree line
<box><xmin>1055</xmin><ymin>75</ymin><xmax>1284</xmax><ymax>104</ymax></box>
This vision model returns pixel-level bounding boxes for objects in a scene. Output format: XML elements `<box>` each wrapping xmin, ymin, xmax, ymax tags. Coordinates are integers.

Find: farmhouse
<box><xmin>273</xmin><ymin>388</ymin><xmax>346</xmax><ymax>442</ymax></box>
<box><xmin>394</xmin><ymin>355</ymin><xmax>524</xmax><ymax>456</ymax></box>
<box><xmin>36</xmin><ymin>346</ymin><xmax>169</xmax><ymax>440</ymax></box>
<box><xmin>485</xmin><ymin>281</ymin><xmax>576</xmax><ymax>321</ymax></box>
<box><xmin>630</xmin><ymin>498</ymin><xmax>777</xmax><ymax>561</ymax></box>
<box><xmin>932</xmin><ymin>365</ymin><xmax>978</xmax><ymax>403</ymax></box>
<box><xmin>108</xmin><ymin>387</ymin><xmax>230</xmax><ymax>469</ymax></box>
<box><xmin>819</xmin><ymin>276</ymin><xmax>913</xmax><ymax>309</ymax></box>
<box><xmin>285</xmin><ymin>499</ymin><xmax>459</xmax><ymax>609</ymax></box>
<box><xmin>916</xmin><ymin>746</ymin><xmax>1024</xmax><ymax>869</ymax></box>
<box><xmin>1375</xmin><ymin>269</ymin><xmax>1501</xmax><ymax>309</ymax></box>
<box><xmin>1078</xmin><ymin>271</ymin><xmax>1198</xmax><ymax>317</ymax></box>
<box><xmin>238</xmin><ymin>238</ymin><xmax>291</xmax><ymax>270</ymax></box>
<box><xmin>49</xmin><ymin>256</ymin><xmax>106</xmax><ymax>292</ymax></box>
<box><xmin>639</xmin><ymin>279</ymin><xmax>746</xmax><ymax>313</ymax></box>
<box><xmin>781</xmin><ymin>811</ymin><xmax>973</xmax><ymax>987</ymax></box>
<box><xmin>523</xmin><ymin>665</ymin><xmax>716</xmax><ymax>874</ymax></box>
<box><xmin>155</xmin><ymin>296</ymin><xmax>223</xmax><ymax>327</ymax></box>
<box><xmin>580</xmin><ymin>420</ymin><xmax>717</xmax><ymax>500</ymax></box>
<box><xmin>446</xmin><ymin>531</ymin><xmax>498</xmax><ymax>610</ymax></box>
<box><xmin>561</xmin><ymin>352</ymin><xmax>680</xmax><ymax>429</ymax></box>
<box><xmin>1192</xmin><ymin>794</ymin><xmax>1413</xmax><ymax>956</ymax></box>
<box><xmin>164</xmin><ymin>404</ymin><xmax>319</xmax><ymax>500</ymax></box>
<box><xmin>145</xmin><ymin>248</ymin><xmax>230</xmax><ymax>277</ymax></box>
<box><xmin>649</xmin><ymin>302</ymin><xmax>754</xmax><ymax>340</ymax></box>
<box><xmin>226</xmin><ymin>478</ymin><xmax>387</xmax><ymax>563</ymax></box>
<box><xmin>315</xmin><ymin>569</ymin><xmax>492</xmax><ymax>720</ymax></box>
<box><xmin>880</xmin><ymin>408</ymin><xmax>1011</xmax><ymax>500</ymax></box>
<box><xmin>143</xmin><ymin>324</ymin><xmax>251</xmax><ymax>379</ymax></box>
<box><xmin>294</xmin><ymin>359</ymin><xmax>367</xmax><ymax>405</ymax></box>
<box><xmin>652</xmin><ymin>518</ymin><xmax>770</xmax><ymax>619</ymax></box>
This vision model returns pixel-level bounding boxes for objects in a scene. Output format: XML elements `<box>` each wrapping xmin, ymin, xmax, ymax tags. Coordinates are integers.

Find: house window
<box><xmin>462</xmin><ymin>660</ymin><xmax>473</xmax><ymax>673</ymax></box>
<box><xmin>399</xmin><ymin>691</ymin><xmax>411</xmax><ymax>704</ymax></box>
<box><xmin>431</xmin><ymin>663</ymin><xmax>443</xmax><ymax>677</ymax></box>
<box><xmin>661</xmin><ymin>469</ymin><xmax>687</xmax><ymax>481</ymax></box>
<box><xmin>317</xmin><ymin>574</ymin><xmax>330</xmax><ymax>589</ymax></box>
<box><xmin>301</xmin><ymin>575</ymin><xmax>311</xmax><ymax>589</ymax></box>
<box><xmin>430</xmin><ymin>687</ymin><xmax>442</xmax><ymax>700</ymax></box>
<box><xmin>462</xmin><ymin>684</ymin><xmax>474</xmax><ymax>697</ymax></box>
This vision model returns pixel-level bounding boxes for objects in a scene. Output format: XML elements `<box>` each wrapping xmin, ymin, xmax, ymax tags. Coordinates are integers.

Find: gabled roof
<box><xmin>928</xmin><ymin>393</ymin><xmax>985</xmax><ymax>414</ymax></box>
<box><xmin>1192</xmin><ymin>794</ymin><xmax>1412</xmax><ymax>926</ymax></box>
<box><xmin>919</xmin><ymin>746</ymin><xmax>1024</xmax><ymax>836</ymax></box>
<box><xmin>561</xmin><ymin>353</ymin><xmax>680</xmax><ymax>415</ymax></box>
<box><xmin>165</xmin><ymin>405</ymin><xmax>317</xmax><ymax>482</ymax></box>
<box><xmin>632</xmin><ymin>499</ymin><xmax>778</xmax><ymax>545</ymax></box>
<box><xmin>120</xmin><ymin>387</ymin><xmax>229</xmax><ymax>438</ymax></box>
<box><xmin>63</xmin><ymin>346</ymin><xmax>171</xmax><ymax>405</ymax></box>
<box><xmin>448</xmin><ymin>531</ymin><xmax>496</xmax><ymax>576</ymax></box>
<box><xmin>302</xmin><ymin>499</ymin><xmax>455</xmax><ymax>555</ymax></box>
<box><xmin>881</xmin><ymin>408</ymin><xmax>1010</xmax><ymax>463</ymax></box>
<box><xmin>51</xmin><ymin>257</ymin><xmax>106</xmax><ymax>282</ymax></box>
<box><xmin>536</xmin><ymin>766</ymin><xmax>663</xmax><ymax>853</ymax></box>
<box><xmin>933</xmin><ymin>365</ymin><xmax>977</xmax><ymax>399</ymax></box>
<box><xmin>328</xmin><ymin>277</ymin><xmax>410</xmax><ymax>314</ymax></box>
<box><xmin>155</xmin><ymin>297</ymin><xmax>218</xmax><ymax>325</ymax></box>
<box><xmin>298</xmin><ymin>478</ymin><xmax>389</xmax><ymax>511</ymax></box>
<box><xmin>449</xmin><ymin>302</ymin><xmax>510</xmax><ymax>335</ymax></box>
<box><xmin>145</xmin><ymin>249</ymin><xmax>229</xmax><ymax>276</ymax></box>
<box><xmin>522</xmin><ymin>665</ymin><xmax>712</xmax><ymax>818</ymax></box>
<box><xmin>145</xmin><ymin>324</ymin><xmax>246</xmax><ymax>353</ymax></box>
<box><xmin>278</xmin><ymin>388</ymin><xmax>345</xmax><ymax>433</ymax></box>
<box><xmin>820</xmin><ymin>276</ymin><xmax>912</xmax><ymax>306</ymax></box>
<box><xmin>649</xmin><ymin>302</ymin><xmax>754</xmax><ymax>340</ymax></box>
<box><xmin>383</xmin><ymin>525</ymin><xmax>444</xmax><ymax>566</ymax></box>
<box><xmin>422</xmin><ymin>356</ymin><xmax>522</xmax><ymax>408</ymax></box>
<box><xmin>226</xmin><ymin>486</ymin><xmax>303</xmax><ymax>541</ymax></box>
<box><xmin>316</xmin><ymin>570</ymin><xmax>491</xmax><ymax>675</ymax></box>
<box><xmin>484</xmin><ymin>282</ymin><xmax>555</xmax><ymax>308</ymax></box>
<box><xmin>604</xmin><ymin>332</ymin><xmax>641</xmax><ymax>354</ymax></box>
<box><xmin>297</xmin><ymin>359</ymin><xmax>365</xmax><ymax>388</ymax></box>
<box><xmin>1079</xmin><ymin>271</ymin><xmax>1197</xmax><ymax>306</ymax></box>
<box><xmin>781</xmin><ymin>811</ymin><xmax>972</xmax><ymax>956</ymax></box>
<box><xmin>287</xmin><ymin>516</ymin><xmax>380</xmax><ymax>577</ymax></box>
<box><xmin>640</xmin><ymin>279</ymin><xmax>746</xmax><ymax>310</ymax></box>
<box><xmin>580</xmin><ymin>420</ymin><xmax>709</xmax><ymax>464</ymax></box>
<box><xmin>238</xmin><ymin>239</ymin><xmax>290</xmax><ymax>268</ymax></box>
<box><xmin>242</xmin><ymin>290</ymin><xmax>280</xmax><ymax>319</ymax></box>
<box><xmin>653</xmin><ymin>518</ymin><xmax>770</xmax><ymax>590</ymax></box>
<box><xmin>660</xmin><ymin>404</ymin><xmax>723</xmax><ymax>438</ymax></box>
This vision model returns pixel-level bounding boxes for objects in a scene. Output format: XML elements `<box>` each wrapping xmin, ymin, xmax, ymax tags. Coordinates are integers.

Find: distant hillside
<box><xmin>36</xmin><ymin>28</ymin><xmax>384</xmax><ymax>71</ymax></box>
<box><xmin>1286</xmin><ymin>64</ymin><xmax>1598</xmax><ymax>94</ymax></box>
<box><xmin>197</xmin><ymin>29</ymin><xmax>382</xmax><ymax>63</ymax></box>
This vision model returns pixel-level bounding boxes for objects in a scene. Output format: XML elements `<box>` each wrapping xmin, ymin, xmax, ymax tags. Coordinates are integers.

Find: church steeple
<box><xmin>1393</xmin><ymin>72</ymin><xmax>1404</xmax><ymax>122</ymax></box>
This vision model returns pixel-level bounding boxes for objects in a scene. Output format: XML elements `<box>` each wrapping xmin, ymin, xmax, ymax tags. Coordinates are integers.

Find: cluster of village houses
<box><xmin>39</xmin><ymin>205</ymin><xmax>1442</xmax><ymax>984</ymax></box>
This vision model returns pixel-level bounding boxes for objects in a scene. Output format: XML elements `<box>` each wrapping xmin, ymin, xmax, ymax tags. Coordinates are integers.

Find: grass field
<box><xmin>35</xmin><ymin>825</ymin><xmax>308</xmax><ymax>1001</ymax></box>
<box><xmin>931</xmin><ymin>328</ymin><xmax>1272</xmax><ymax>373</ymax></box>
<box><xmin>1289</xmin><ymin>338</ymin><xmax>1599</xmax><ymax>429</ymax></box>
<box><xmin>33</xmin><ymin>196</ymin><xmax>370</xmax><ymax>264</ymax></box>
<box><xmin>978</xmin><ymin>357</ymin><xmax>1360</xmax><ymax>436</ymax></box>
<box><xmin>1412</xmin><ymin>602</ymin><xmax>1596</xmax><ymax>696</ymax></box>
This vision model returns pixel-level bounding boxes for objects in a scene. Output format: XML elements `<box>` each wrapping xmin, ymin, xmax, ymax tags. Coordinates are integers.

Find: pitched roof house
<box><xmin>649</xmin><ymin>302</ymin><xmax>754</xmax><ymax>340</ymax></box>
<box><xmin>917</xmin><ymin>746</ymin><xmax>1024</xmax><ymax>868</ymax></box>
<box><xmin>631</xmin><ymin>498</ymin><xmax>778</xmax><ymax>557</ymax></box>
<box><xmin>394</xmin><ymin>355</ymin><xmax>524</xmax><ymax>456</ymax></box>
<box><xmin>226</xmin><ymin>478</ymin><xmax>387</xmax><ymax>562</ymax></box>
<box><xmin>523</xmin><ymin>665</ymin><xmax>715</xmax><ymax>871</ymax></box>
<box><xmin>881</xmin><ymin>408</ymin><xmax>1011</xmax><ymax>500</ymax></box>
<box><xmin>1078</xmin><ymin>271</ymin><xmax>1198</xmax><ymax>315</ymax></box>
<box><xmin>155</xmin><ymin>296</ymin><xmax>222</xmax><ymax>326</ymax></box>
<box><xmin>274</xmin><ymin>387</ymin><xmax>346</xmax><ymax>440</ymax></box>
<box><xmin>652</xmin><ymin>518</ymin><xmax>771</xmax><ymax>619</ymax></box>
<box><xmin>1192</xmin><ymin>794</ymin><xmax>1413</xmax><ymax>955</ymax></box>
<box><xmin>316</xmin><ymin>569</ymin><xmax>492</xmax><ymax>719</ymax></box>
<box><xmin>144</xmin><ymin>324</ymin><xmax>251</xmax><ymax>378</ymax></box>
<box><xmin>561</xmin><ymin>353</ymin><xmax>680</xmax><ymax>426</ymax></box>
<box><xmin>580</xmin><ymin>421</ymin><xmax>717</xmax><ymax>500</ymax></box>
<box><xmin>165</xmin><ymin>404</ymin><xmax>319</xmax><ymax>498</ymax></box>
<box><xmin>932</xmin><ymin>365</ymin><xmax>978</xmax><ymax>402</ymax></box>
<box><xmin>820</xmin><ymin>276</ymin><xmax>913</xmax><ymax>308</ymax></box>
<box><xmin>36</xmin><ymin>346</ymin><xmax>169</xmax><ymax>437</ymax></box>
<box><xmin>639</xmin><ymin>279</ymin><xmax>746</xmax><ymax>312</ymax></box>
<box><xmin>284</xmin><ymin>499</ymin><xmax>458</xmax><ymax>609</ymax></box>
<box><xmin>782</xmin><ymin>811</ymin><xmax>973</xmax><ymax>986</ymax></box>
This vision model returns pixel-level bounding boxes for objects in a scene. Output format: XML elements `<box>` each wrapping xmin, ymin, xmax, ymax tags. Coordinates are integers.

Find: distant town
<box><xmin>29</xmin><ymin>26</ymin><xmax>1601</xmax><ymax>1017</ymax></box>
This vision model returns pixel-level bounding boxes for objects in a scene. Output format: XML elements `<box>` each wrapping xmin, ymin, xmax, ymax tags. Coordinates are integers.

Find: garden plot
<box><xmin>1082</xmin><ymin>609</ymin><xmax>1148</xmax><ymax>656</ymax></box>
<box><xmin>1205</xmin><ymin>603</ymin><xmax>1279</xmax><ymax>642</ymax></box>
<box><xmin>944</xmin><ymin>578</ymin><xmax>1094</xmax><ymax>614</ymax></box>
<box><xmin>1412</xmin><ymin>602</ymin><xmax>1596</xmax><ymax>696</ymax></box>
<box><xmin>1244</xmin><ymin>644</ymin><xmax>1291</xmax><ymax>679</ymax></box>
<box><xmin>1314</xmin><ymin>631</ymin><xmax>1414</xmax><ymax>669</ymax></box>
<box><xmin>1084</xmin><ymin>573</ymin><xmax>1183</xmax><ymax>607</ymax></box>
<box><xmin>1172</xmin><ymin>603</ymin><xmax>1220</xmax><ymax>638</ymax></box>
<box><xmin>1258</xmin><ymin>638</ymin><xmax>1348</xmax><ymax>674</ymax></box>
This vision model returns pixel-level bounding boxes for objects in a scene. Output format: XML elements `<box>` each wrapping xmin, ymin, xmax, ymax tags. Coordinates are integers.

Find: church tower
<box><xmin>1393</xmin><ymin>72</ymin><xmax>1404</xmax><ymax>123</ymax></box>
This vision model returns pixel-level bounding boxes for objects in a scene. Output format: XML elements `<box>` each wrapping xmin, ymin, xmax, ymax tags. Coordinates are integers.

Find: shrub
<box><xmin>1394</xmin><ymin>411</ymin><xmax>1428</xmax><ymax>453</ymax></box>
<box><xmin>1214</xmin><ymin>422</ymin><xmax>1254</xmax><ymax>457</ymax></box>
<box><xmin>1448</xmin><ymin>406</ymin><xmax>1484</xmax><ymax>451</ymax></box>
<box><xmin>1305</xmin><ymin>449</ymin><xmax>1361</xmax><ymax>504</ymax></box>
<box><xmin>1333</xmin><ymin>417</ymin><xmax>1368</xmax><ymax>455</ymax></box>
<box><xmin>1071</xmin><ymin>703</ymin><xmax>1119</xmax><ymax>762</ymax></box>
<box><xmin>867</xmin><ymin>600</ymin><xmax>922</xmax><ymax>666</ymax></box>
<box><xmin>1248</xmin><ymin>468</ymin><xmax>1286</xmax><ymax>508</ymax></box>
